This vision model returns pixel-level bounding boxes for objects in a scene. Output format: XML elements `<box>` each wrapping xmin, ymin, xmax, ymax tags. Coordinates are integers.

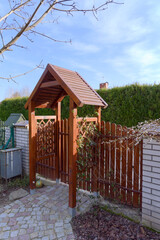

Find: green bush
<box><xmin>1</xmin><ymin>83</ymin><xmax>160</xmax><ymax>127</ymax></box>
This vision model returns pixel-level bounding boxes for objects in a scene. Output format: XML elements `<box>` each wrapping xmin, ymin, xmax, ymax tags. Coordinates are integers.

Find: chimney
<box><xmin>100</xmin><ymin>82</ymin><xmax>109</xmax><ymax>90</ymax></box>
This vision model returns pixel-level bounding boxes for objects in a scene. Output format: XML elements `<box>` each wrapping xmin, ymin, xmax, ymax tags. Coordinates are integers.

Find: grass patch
<box><xmin>8</xmin><ymin>175</ymin><xmax>29</xmax><ymax>188</ymax></box>
<box><xmin>101</xmin><ymin>204</ymin><xmax>140</xmax><ymax>224</ymax></box>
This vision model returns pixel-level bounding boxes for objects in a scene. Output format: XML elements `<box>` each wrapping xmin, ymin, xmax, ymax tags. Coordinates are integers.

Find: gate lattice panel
<box><xmin>36</xmin><ymin>116</ymin><xmax>56</xmax><ymax>180</ymax></box>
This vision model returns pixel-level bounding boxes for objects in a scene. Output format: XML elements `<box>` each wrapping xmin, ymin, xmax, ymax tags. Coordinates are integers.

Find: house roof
<box><xmin>5</xmin><ymin>113</ymin><xmax>26</xmax><ymax>127</ymax></box>
<box><xmin>25</xmin><ymin>64</ymin><xmax>108</xmax><ymax>109</ymax></box>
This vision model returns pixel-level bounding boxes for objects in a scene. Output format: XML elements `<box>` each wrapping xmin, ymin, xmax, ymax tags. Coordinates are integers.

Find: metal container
<box><xmin>0</xmin><ymin>148</ymin><xmax>22</xmax><ymax>179</ymax></box>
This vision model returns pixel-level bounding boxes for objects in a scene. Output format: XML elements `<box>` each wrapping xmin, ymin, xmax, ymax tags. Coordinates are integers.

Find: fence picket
<box><xmin>111</xmin><ymin>123</ymin><xmax>116</xmax><ymax>199</ymax></box>
<box><xmin>100</xmin><ymin>121</ymin><xmax>105</xmax><ymax>196</ymax></box>
<box><xmin>127</xmin><ymin>130</ymin><xmax>133</xmax><ymax>205</ymax></box>
<box><xmin>133</xmin><ymin>143</ymin><xmax>139</xmax><ymax>207</ymax></box>
<box><xmin>121</xmin><ymin>127</ymin><xmax>127</xmax><ymax>203</ymax></box>
<box><xmin>116</xmin><ymin>125</ymin><xmax>122</xmax><ymax>199</ymax></box>
<box><xmin>105</xmin><ymin>122</ymin><xmax>110</xmax><ymax>198</ymax></box>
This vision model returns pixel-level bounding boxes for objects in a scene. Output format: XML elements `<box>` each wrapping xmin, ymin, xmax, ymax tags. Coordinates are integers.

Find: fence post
<box><xmin>92</xmin><ymin>106</ymin><xmax>101</xmax><ymax>197</ymax></box>
<box><xmin>69</xmin><ymin>98</ymin><xmax>77</xmax><ymax>217</ymax></box>
<box><xmin>55</xmin><ymin>102</ymin><xmax>61</xmax><ymax>183</ymax></box>
<box><xmin>28</xmin><ymin>101</ymin><xmax>37</xmax><ymax>194</ymax></box>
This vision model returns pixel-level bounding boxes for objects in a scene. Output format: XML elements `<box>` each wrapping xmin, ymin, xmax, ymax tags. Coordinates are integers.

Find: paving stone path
<box><xmin>0</xmin><ymin>184</ymin><xmax>92</xmax><ymax>240</ymax></box>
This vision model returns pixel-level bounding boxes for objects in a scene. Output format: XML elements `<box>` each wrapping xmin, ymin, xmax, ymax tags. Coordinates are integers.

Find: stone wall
<box><xmin>142</xmin><ymin>139</ymin><xmax>160</xmax><ymax>232</ymax></box>
<box><xmin>5</xmin><ymin>122</ymin><xmax>29</xmax><ymax>175</ymax></box>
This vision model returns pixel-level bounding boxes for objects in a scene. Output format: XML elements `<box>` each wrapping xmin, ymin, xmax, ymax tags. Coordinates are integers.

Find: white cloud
<box><xmin>69</xmin><ymin>41</ymin><xmax>100</xmax><ymax>54</ymax></box>
<box><xmin>85</xmin><ymin>0</ymin><xmax>153</xmax><ymax>44</ymax></box>
<box><xmin>104</xmin><ymin>39</ymin><xmax>160</xmax><ymax>86</ymax></box>
<box><xmin>126</xmin><ymin>43</ymin><xmax>159</xmax><ymax>67</ymax></box>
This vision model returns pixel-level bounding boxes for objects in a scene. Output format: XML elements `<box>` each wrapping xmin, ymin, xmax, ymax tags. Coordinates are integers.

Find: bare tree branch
<box><xmin>26</xmin><ymin>0</ymin><xmax>58</xmax><ymax>31</ymax></box>
<box><xmin>0</xmin><ymin>0</ymin><xmax>45</xmax><ymax>54</ymax></box>
<box><xmin>30</xmin><ymin>29</ymin><xmax>71</xmax><ymax>43</ymax></box>
<box><xmin>0</xmin><ymin>0</ymin><xmax>32</xmax><ymax>23</ymax></box>
<box><xmin>0</xmin><ymin>0</ymin><xmax>123</xmax><ymax>82</ymax></box>
<box><xmin>0</xmin><ymin>60</ymin><xmax>44</xmax><ymax>82</ymax></box>
<box><xmin>0</xmin><ymin>0</ymin><xmax>123</xmax><ymax>56</ymax></box>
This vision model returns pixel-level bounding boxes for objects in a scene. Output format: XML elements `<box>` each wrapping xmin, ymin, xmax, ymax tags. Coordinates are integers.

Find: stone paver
<box><xmin>0</xmin><ymin>184</ymin><xmax>93</xmax><ymax>240</ymax></box>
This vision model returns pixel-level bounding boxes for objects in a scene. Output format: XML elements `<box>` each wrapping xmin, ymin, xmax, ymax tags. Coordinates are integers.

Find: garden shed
<box><xmin>25</xmin><ymin>64</ymin><xmax>108</xmax><ymax>216</ymax></box>
<box><xmin>5</xmin><ymin>113</ymin><xmax>26</xmax><ymax>127</ymax></box>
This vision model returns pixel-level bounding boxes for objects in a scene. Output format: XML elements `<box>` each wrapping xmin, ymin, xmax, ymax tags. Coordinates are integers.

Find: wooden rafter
<box><xmin>40</xmin><ymin>81</ymin><xmax>60</xmax><ymax>88</ymax></box>
<box><xmin>49</xmin><ymin>90</ymin><xmax>67</xmax><ymax>109</ymax></box>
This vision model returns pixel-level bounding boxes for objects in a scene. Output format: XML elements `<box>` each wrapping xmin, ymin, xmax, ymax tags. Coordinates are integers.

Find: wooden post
<box><xmin>28</xmin><ymin>101</ymin><xmax>37</xmax><ymax>194</ymax></box>
<box><xmin>92</xmin><ymin>106</ymin><xmax>101</xmax><ymax>196</ymax></box>
<box><xmin>55</xmin><ymin>102</ymin><xmax>61</xmax><ymax>183</ymax></box>
<box><xmin>69</xmin><ymin>98</ymin><xmax>77</xmax><ymax>217</ymax></box>
<box><xmin>97</xmin><ymin>106</ymin><xmax>101</xmax><ymax>132</ymax></box>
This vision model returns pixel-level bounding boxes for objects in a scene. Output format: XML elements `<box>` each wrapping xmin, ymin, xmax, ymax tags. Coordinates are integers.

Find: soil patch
<box><xmin>71</xmin><ymin>205</ymin><xmax>160</xmax><ymax>240</ymax></box>
<box><xmin>0</xmin><ymin>176</ymin><xmax>29</xmax><ymax>208</ymax></box>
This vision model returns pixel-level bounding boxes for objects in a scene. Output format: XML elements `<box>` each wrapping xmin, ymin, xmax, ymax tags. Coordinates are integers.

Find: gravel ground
<box><xmin>71</xmin><ymin>205</ymin><xmax>160</xmax><ymax>240</ymax></box>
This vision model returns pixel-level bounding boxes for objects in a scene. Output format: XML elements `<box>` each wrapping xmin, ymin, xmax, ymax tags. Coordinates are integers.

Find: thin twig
<box><xmin>0</xmin><ymin>60</ymin><xmax>44</xmax><ymax>82</ymax></box>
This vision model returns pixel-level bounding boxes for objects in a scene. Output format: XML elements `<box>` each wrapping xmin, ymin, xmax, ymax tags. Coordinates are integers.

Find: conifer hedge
<box><xmin>1</xmin><ymin>84</ymin><xmax>160</xmax><ymax>127</ymax></box>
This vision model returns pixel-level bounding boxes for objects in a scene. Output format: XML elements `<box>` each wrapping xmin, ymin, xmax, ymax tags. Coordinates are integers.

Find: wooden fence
<box><xmin>60</xmin><ymin>119</ymin><xmax>142</xmax><ymax>208</ymax></box>
<box><xmin>36</xmin><ymin>116</ymin><xmax>142</xmax><ymax>208</ymax></box>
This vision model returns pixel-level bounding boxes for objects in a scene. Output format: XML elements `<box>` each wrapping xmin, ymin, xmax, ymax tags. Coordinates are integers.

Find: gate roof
<box><xmin>25</xmin><ymin>64</ymin><xmax>108</xmax><ymax>109</ymax></box>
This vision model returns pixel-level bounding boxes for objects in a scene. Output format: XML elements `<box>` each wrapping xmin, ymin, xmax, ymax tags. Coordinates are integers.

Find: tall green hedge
<box><xmin>1</xmin><ymin>84</ymin><xmax>160</xmax><ymax>127</ymax></box>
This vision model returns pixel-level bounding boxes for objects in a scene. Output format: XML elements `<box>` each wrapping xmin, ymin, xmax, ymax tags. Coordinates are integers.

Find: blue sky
<box><xmin>0</xmin><ymin>0</ymin><xmax>160</xmax><ymax>101</ymax></box>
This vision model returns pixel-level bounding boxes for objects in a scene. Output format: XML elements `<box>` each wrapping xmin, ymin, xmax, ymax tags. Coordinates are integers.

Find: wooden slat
<box><xmin>61</xmin><ymin>120</ymin><xmax>64</xmax><ymax>182</ymax></box>
<box><xmin>35</xmin><ymin>116</ymin><xmax>56</xmax><ymax>120</ymax></box>
<box><xmin>36</xmin><ymin>152</ymin><xmax>55</xmax><ymax>161</ymax></box>
<box><xmin>133</xmin><ymin>143</ymin><xmax>140</xmax><ymax>207</ymax></box>
<box><xmin>92</xmin><ymin>107</ymin><xmax>101</xmax><ymax>194</ymax></box>
<box><xmin>40</xmin><ymin>81</ymin><xmax>60</xmax><ymax>88</ymax></box>
<box><xmin>83</xmin><ymin>138</ymin><xmax>87</xmax><ymax>191</ymax></box>
<box><xmin>116</xmin><ymin>125</ymin><xmax>122</xmax><ymax>199</ymax></box>
<box><xmin>100</xmin><ymin>121</ymin><xmax>105</xmax><ymax>197</ymax></box>
<box><xmin>110</xmin><ymin>123</ymin><xmax>116</xmax><ymax>199</ymax></box>
<box><xmin>63</xmin><ymin>119</ymin><xmax>67</xmax><ymax>183</ymax></box>
<box><xmin>55</xmin><ymin>103</ymin><xmax>61</xmax><ymax>181</ymax></box>
<box><xmin>127</xmin><ymin>130</ymin><xmax>133</xmax><ymax>205</ymax></box>
<box><xmin>77</xmin><ymin>117</ymin><xmax>97</xmax><ymax>123</ymax></box>
<box><xmin>121</xmin><ymin>127</ymin><xmax>127</xmax><ymax>203</ymax></box>
<box><xmin>105</xmin><ymin>122</ymin><xmax>110</xmax><ymax>198</ymax></box>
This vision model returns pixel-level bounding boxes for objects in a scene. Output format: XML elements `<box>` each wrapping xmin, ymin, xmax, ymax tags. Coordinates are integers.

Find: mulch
<box><xmin>71</xmin><ymin>205</ymin><xmax>160</xmax><ymax>240</ymax></box>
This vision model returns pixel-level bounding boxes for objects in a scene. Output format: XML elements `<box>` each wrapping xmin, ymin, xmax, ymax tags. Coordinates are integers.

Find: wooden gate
<box><xmin>36</xmin><ymin>116</ymin><xmax>56</xmax><ymax>180</ymax></box>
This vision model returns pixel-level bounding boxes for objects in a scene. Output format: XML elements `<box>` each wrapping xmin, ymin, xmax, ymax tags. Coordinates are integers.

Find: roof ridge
<box><xmin>52</xmin><ymin>64</ymin><xmax>75</xmax><ymax>73</ymax></box>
